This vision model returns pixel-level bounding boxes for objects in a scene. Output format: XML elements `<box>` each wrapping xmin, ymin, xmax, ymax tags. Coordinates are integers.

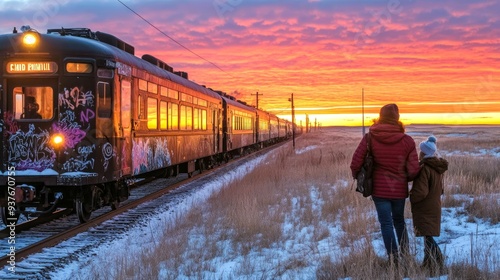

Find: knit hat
<box><xmin>420</xmin><ymin>135</ymin><xmax>438</xmax><ymax>158</ymax></box>
<box><xmin>379</xmin><ymin>103</ymin><xmax>400</xmax><ymax>122</ymax></box>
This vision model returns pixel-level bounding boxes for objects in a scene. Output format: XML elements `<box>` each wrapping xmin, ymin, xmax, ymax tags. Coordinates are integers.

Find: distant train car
<box><xmin>221</xmin><ymin>95</ymin><xmax>256</xmax><ymax>158</ymax></box>
<box><xmin>0</xmin><ymin>26</ymin><xmax>289</xmax><ymax>224</ymax></box>
<box><xmin>255</xmin><ymin>108</ymin><xmax>271</xmax><ymax>147</ymax></box>
<box><xmin>277</xmin><ymin>117</ymin><xmax>290</xmax><ymax>142</ymax></box>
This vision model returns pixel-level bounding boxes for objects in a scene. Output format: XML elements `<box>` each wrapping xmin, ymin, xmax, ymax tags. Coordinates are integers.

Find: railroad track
<box><xmin>0</xmin><ymin>142</ymin><xmax>287</xmax><ymax>279</ymax></box>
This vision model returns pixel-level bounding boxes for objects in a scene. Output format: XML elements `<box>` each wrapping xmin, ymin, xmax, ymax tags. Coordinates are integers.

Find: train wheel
<box><xmin>110</xmin><ymin>200</ymin><xmax>120</xmax><ymax>210</ymax></box>
<box><xmin>75</xmin><ymin>199</ymin><xmax>92</xmax><ymax>223</ymax></box>
<box><xmin>165</xmin><ymin>167</ymin><xmax>174</xmax><ymax>178</ymax></box>
<box><xmin>0</xmin><ymin>207</ymin><xmax>19</xmax><ymax>225</ymax></box>
<box><xmin>198</xmin><ymin>160</ymin><xmax>205</xmax><ymax>174</ymax></box>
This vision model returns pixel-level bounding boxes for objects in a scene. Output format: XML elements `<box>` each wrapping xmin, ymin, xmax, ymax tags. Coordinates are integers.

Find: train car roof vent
<box><xmin>213</xmin><ymin>90</ymin><xmax>225</xmax><ymax>96</ymax></box>
<box><xmin>142</xmin><ymin>54</ymin><xmax>174</xmax><ymax>73</ymax></box>
<box><xmin>95</xmin><ymin>31</ymin><xmax>135</xmax><ymax>55</ymax></box>
<box><xmin>47</xmin><ymin>27</ymin><xmax>98</xmax><ymax>39</ymax></box>
<box><xmin>174</xmin><ymin>71</ymin><xmax>189</xmax><ymax>80</ymax></box>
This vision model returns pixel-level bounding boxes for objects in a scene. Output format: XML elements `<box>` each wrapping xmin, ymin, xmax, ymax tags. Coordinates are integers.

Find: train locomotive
<box><xmin>0</xmin><ymin>26</ymin><xmax>293</xmax><ymax>224</ymax></box>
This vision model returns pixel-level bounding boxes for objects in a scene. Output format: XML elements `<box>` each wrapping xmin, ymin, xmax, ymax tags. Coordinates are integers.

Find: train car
<box><xmin>0</xmin><ymin>26</ymin><xmax>227</xmax><ymax>223</ymax></box>
<box><xmin>220</xmin><ymin>95</ymin><xmax>257</xmax><ymax>158</ymax></box>
<box><xmin>269</xmin><ymin>113</ymin><xmax>280</xmax><ymax>144</ymax></box>
<box><xmin>277</xmin><ymin>117</ymin><xmax>290</xmax><ymax>142</ymax></box>
<box><xmin>255</xmin><ymin>108</ymin><xmax>271</xmax><ymax>147</ymax></box>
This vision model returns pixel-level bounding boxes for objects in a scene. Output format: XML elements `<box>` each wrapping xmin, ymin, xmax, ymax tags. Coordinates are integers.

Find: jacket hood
<box><xmin>369</xmin><ymin>123</ymin><xmax>406</xmax><ymax>145</ymax></box>
<box><xmin>421</xmin><ymin>157</ymin><xmax>449</xmax><ymax>174</ymax></box>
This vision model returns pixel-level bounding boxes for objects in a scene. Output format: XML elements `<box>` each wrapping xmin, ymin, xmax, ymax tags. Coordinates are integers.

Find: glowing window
<box><xmin>66</xmin><ymin>62</ymin><xmax>93</xmax><ymax>73</ymax></box>
<box><xmin>168</xmin><ymin>103</ymin><xmax>178</xmax><ymax>130</ymax></box>
<box><xmin>148</xmin><ymin>82</ymin><xmax>157</xmax><ymax>94</ymax></box>
<box><xmin>160</xmin><ymin>101</ymin><xmax>167</xmax><ymax>129</ymax></box>
<box><xmin>13</xmin><ymin>87</ymin><xmax>53</xmax><ymax>120</ymax></box>
<box><xmin>98</xmin><ymin>82</ymin><xmax>111</xmax><ymax>118</ymax></box>
<box><xmin>139</xmin><ymin>79</ymin><xmax>148</xmax><ymax>91</ymax></box>
<box><xmin>168</xmin><ymin>89</ymin><xmax>179</xmax><ymax>99</ymax></box>
<box><xmin>180</xmin><ymin>105</ymin><xmax>192</xmax><ymax>130</ymax></box>
<box><xmin>160</xmin><ymin>86</ymin><xmax>168</xmax><ymax>96</ymax></box>
<box><xmin>147</xmin><ymin>98</ymin><xmax>158</xmax><ymax>129</ymax></box>
<box><xmin>194</xmin><ymin>108</ymin><xmax>199</xmax><ymax>130</ymax></box>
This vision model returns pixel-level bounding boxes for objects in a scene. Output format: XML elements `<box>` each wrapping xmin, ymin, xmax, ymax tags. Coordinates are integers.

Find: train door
<box><xmin>3</xmin><ymin>78</ymin><xmax>57</xmax><ymax>172</ymax></box>
<box><xmin>212</xmin><ymin>108</ymin><xmax>219</xmax><ymax>154</ymax></box>
<box><xmin>119</xmin><ymin>79</ymin><xmax>132</xmax><ymax>176</ymax></box>
<box><xmin>227</xmin><ymin>110</ymin><xmax>233</xmax><ymax>151</ymax></box>
<box><xmin>95</xmin><ymin>68</ymin><xmax>116</xmax><ymax>181</ymax></box>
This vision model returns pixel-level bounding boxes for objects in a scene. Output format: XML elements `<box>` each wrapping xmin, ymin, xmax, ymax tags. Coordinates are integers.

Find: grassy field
<box><xmin>76</xmin><ymin>125</ymin><xmax>500</xmax><ymax>280</ymax></box>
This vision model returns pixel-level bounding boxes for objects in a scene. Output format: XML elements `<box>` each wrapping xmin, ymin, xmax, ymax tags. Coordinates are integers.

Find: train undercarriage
<box><xmin>0</xmin><ymin>141</ymin><xmax>276</xmax><ymax>226</ymax></box>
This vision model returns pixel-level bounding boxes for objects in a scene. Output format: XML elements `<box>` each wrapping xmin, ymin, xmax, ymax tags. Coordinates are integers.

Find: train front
<box><xmin>0</xmin><ymin>27</ymin><xmax>116</xmax><ymax>224</ymax></box>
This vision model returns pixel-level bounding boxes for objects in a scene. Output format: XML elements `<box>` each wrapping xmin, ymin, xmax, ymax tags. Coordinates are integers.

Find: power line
<box><xmin>117</xmin><ymin>0</ymin><xmax>228</xmax><ymax>74</ymax></box>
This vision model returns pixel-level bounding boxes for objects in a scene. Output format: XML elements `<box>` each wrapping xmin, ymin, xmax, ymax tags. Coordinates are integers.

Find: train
<box><xmin>0</xmin><ymin>26</ymin><xmax>295</xmax><ymax>224</ymax></box>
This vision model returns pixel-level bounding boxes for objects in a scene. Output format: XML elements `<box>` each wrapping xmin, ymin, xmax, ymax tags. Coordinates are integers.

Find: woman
<box><xmin>410</xmin><ymin>136</ymin><xmax>448</xmax><ymax>275</ymax></box>
<box><xmin>350</xmin><ymin>103</ymin><xmax>420</xmax><ymax>263</ymax></box>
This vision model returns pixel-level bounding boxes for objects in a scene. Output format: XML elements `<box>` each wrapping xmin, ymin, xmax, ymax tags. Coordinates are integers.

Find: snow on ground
<box><xmin>45</xmin><ymin>142</ymin><xmax>500</xmax><ymax>280</ymax></box>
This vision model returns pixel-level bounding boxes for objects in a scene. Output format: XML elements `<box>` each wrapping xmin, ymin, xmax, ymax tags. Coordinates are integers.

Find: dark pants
<box><xmin>423</xmin><ymin>236</ymin><xmax>444</xmax><ymax>268</ymax></box>
<box><xmin>372</xmin><ymin>197</ymin><xmax>409</xmax><ymax>257</ymax></box>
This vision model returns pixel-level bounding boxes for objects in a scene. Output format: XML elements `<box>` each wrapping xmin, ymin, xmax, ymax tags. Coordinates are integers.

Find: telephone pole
<box><xmin>251</xmin><ymin>91</ymin><xmax>263</xmax><ymax>109</ymax></box>
<box><xmin>289</xmin><ymin>93</ymin><xmax>295</xmax><ymax>149</ymax></box>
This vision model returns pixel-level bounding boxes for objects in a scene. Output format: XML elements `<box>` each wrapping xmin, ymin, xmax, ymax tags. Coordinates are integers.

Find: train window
<box><xmin>181</xmin><ymin>93</ymin><xmax>193</xmax><ymax>103</ymax></box>
<box><xmin>160</xmin><ymin>101</ymin><xmax>167</xmax><ymax>129</ymax></box>
<box><xmin>13</xmin><ymin>86</ymin><xmax>53</xmax><ymax>120</ymax></box>
<box><xmin>194</xmin><ymin>108</ymin><xmax>199</xmax><ymax>130</ymax></box>
<box><xmin>97</xmin><ymin>68</ymin><xmax>114</xmax><ymax>79</ymax></box>
<box><xmin>98</xmin><ymin>82</ymin><xmax>111</xmax><ymax>118</ymax></box>
<box><xmin>137</xmin><ymin>94</ymin><xmax>142</xmax><ymax>119</ymax></box>
<box><xmin>168</xmin><ymin>89</ymin><xmax>179</xmax><ymax>100</ymax></box>
<box><xmin>180</xmin><ymin>105</ymin><xmax>192</xmax><ymax>130</ymax></box>
<box><xmin>168</xmin><ymin>103</ymin><xmax>178</xmax><ymax>130</ymax></box>
<box><xmin>193</xmin><ymin>108</ymin><xmax>207</xmax><ymax>130</ymax></box>
<box><xmin>138</xmin><ymin>79</ymin><xmax>148</xmax><ymax>91</ymax></box>
<box><xmin>160</xmin><ymin>86</ymin><xmax>168</xmax><ymax>97</ymax></box>
<box><xmin>147</xmin><ymin>82</ymin><xmax>157</xmax><ymax>94</ymax></box>
<box><xmin>202</xmin><ymin>110</ymin><xmax>207</xmax><ymax>130</ymax></box>
<box><xmin>66</xmin><ymin>62</ymin><xmax>93</xmax><ymax>73</ymax></box>
<box><xmin>198</xmin><ymin>99</ymin><xmax>207</xmax><ymax>107</ymax></box>
<box><xmin>121</xmin><ymin>80</ymin><xmax>131</xmax><ymax>129</ymax></box>
<box><xmin>147</xmin><ymin>97</ymin><xmax>158</xmax><ymax>130</ymax></box>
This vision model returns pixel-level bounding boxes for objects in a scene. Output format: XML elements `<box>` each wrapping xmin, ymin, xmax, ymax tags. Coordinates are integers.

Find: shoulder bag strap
<box><xmin>366</xmin><ymin>133</ymin><xmax>372</xmax><ymax>154</ymax></box>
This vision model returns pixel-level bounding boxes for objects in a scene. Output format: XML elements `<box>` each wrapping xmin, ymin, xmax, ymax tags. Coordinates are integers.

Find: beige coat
<box><xmin>410</xmin><ymin>157</ymin><xmax>448</xmax><ymax>237</ymax></box>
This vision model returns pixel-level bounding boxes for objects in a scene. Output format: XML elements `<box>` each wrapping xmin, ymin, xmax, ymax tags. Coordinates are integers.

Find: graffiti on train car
<box><xmin>7</xmin><ymin>124</ymin><xmax>55</xmax><ymax>171</ymax></box>
<box><xmin>55</xmin><ymin>86</ymin><xmax>97</xmax><ymax>172</ymax></box>
<box><xmin>132</xmin><ymin>138</ymin><xmax>172</xmax><ymax>175</ymax></box>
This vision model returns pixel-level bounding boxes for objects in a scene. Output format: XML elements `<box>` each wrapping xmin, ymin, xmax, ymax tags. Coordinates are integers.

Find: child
<box><xmin>410</xmin><ymin>135</ymin><xmax>448</xmax><ymax>275</ymax></box>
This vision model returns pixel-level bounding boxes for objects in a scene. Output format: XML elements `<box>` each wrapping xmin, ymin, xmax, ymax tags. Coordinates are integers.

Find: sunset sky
<box><xmin>1</xmin><ymin>0</ymin><xmax>499</xmax><ymax>126</ymax></box>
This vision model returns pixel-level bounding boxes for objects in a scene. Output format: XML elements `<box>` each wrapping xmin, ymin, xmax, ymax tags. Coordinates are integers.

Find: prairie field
<box><xmin>69</xmin><ymin>125</ymin><xmax>500</xmax><ymax>280</ymax></box>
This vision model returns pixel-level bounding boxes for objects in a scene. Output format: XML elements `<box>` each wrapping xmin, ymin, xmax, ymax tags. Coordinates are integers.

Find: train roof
<box><xmin>221</xmin><ymin>95</ymin><xmax>257</xmax><ymax>113</ymax></box>
<box><xmin>0</xmin><ymin>29</ymin><xmax>222</xmax><ymax>101</ymax></box>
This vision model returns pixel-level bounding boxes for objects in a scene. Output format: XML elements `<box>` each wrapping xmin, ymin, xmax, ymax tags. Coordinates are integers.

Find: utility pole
<box><xmin>289</xmin><ymin>93</ymin><xmax>295</xmax><ymax>149</ymax></box>
<box><xmin>251</xmin><ymin>91</ymin><xmax>263</xmax><ymax>144</ymax></box>
<box><xmin>251</xmin><ymin>91</ymin><xmax>263</xmax><ymax>109</ymax></box>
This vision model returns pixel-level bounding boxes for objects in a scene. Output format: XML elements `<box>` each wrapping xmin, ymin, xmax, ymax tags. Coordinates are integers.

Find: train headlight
<box><xmin>51</xmin><ymin>134</ymin><xmax>65</xmax><ymax>147</ymax></box>
<box><xmin>22</xmin><ymin>31</ymin><xmax>39</xmax><ymax>47</ymax></box>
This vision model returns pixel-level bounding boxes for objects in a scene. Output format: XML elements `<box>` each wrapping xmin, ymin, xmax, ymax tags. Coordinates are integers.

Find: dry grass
<box><xmin>75</xmin><ymin>125</ymin><xmax>500</xmax><ymax>279</ymax></box>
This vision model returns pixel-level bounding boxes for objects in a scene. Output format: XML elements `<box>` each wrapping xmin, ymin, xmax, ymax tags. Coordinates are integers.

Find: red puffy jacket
<box><xmin>350</xmin><ymin>123</ymin><xmax>420</xmax><ymax>199</ymax></box>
